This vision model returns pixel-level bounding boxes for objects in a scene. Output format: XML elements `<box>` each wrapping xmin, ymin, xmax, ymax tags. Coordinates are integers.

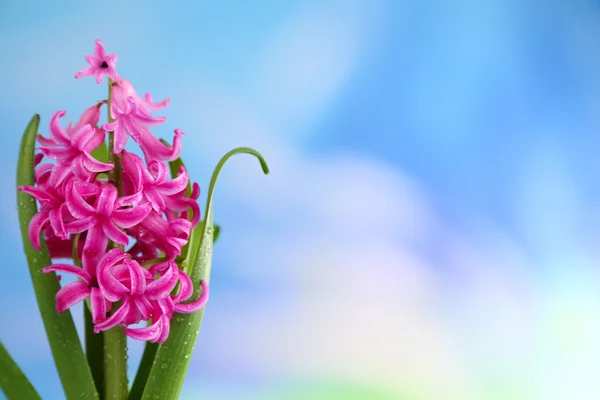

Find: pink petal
<box><xmin>94</xmin><ymin>39</ymin><xmax>106</xmax><ymax>59</ymax></box>
<box><xmin>48</xmin><ymin>162</ymin><xmax>74</xmax><ymax>187</ymax></box>
<box><xmin>70</xmin><ymin>124</ymin><xmax>96</xmax><ymax>149</ymax></box>
<box><xmin>102</xmin><ymin>221</ymin><xmax>129</xmax><ymax>246</ymax></box>
<box><xmin>98</xmin><ymin>266</ymin><xmax>129</xmax><ymax>302</ymax></box>
<box><xmin>145</xmin><ymin>262</ymin><xmax>179</xmax><ymax>300</ymax></box>
<box><xmin>37</xmin><ymin>134</ymin><xmax>61</xmax><ymax>148</ymax></box>
<box><xmin>98</xmin><ymin>248</ymin><xmax>131</xmax><ymax>270</ymax></box>
<box><xmin>112</xmin><ymin>203</ymin><xmax>152</xmax><ymax>228</ymax></box>
<box><xmin>144</xmin><ymin>187</ymin><xmax>165</xmax><ymax>212</ymax></box>
<box><xmin>49</xmin><ymin>111</ymin><xmax>70</xmax><ymax>145</ymax></box>
<box><xmin>90</xmin><ymin>287</ymin><xmax>107</xmax><ymax>323</ymax></box>
<box><xmin>75</xmin><ymin>181</ymin><xmax>101</xmax><ymax>197</ymax></box>
<box><xmin>125</xmin><ymin>315</ymin><xmax>163</xmax><ymax>342</ymax></box>
<box><xmin>42</xmin><ymin>263</ymin><xmax>91</xmax><ymax>284</ymax></box>
<box><xmin>69</xmin><ymin>103</ymin><xmax>102</xmax><ymax>134</ymax></box>
<box><xmin>28</xmin><ymin>211</ymin><xmax>49</xmax><ymax>250</ymax></box>
<box><xmin>39</xmin><ymin>146</ymin><xmax>77</xmax><ymax>160</ymax></box>
<box><xmin>101</xmin><ymin>120</ymin><xmax>119</xmax><ymax>133</ymax></box>
<box><xmin>65</xmin><ymin>215</ymin><xmax>96</xmax><ymax>234</ymax></box>
<box><xmin>115</xmin><ymin>190</ymin><xmax>144</xmax><ymax>208</ymax></box>
<box><xmin>74</xmin><ymin>65</ymin><xmax>96</xmax><ymax>80</ymax></box>
<box><xmin>142</xmin><ymin>92</ymin><xmax>170</xmax><ymax>111</ymax></box>
<box><xmin>113</xmin><ymin>125</ymin><xmax>129</xmax><ymax>154</ymax></box>
<box><xmin>55</xmin><ymin>281</ymin><xmax>91</xmax><ymax>312</ymax></box>
<box><xmin>174</xmin><ymin>281</ymin><xmax>209</xmax><ymax>314</ymax></box>
<box><xmin>172</xmin><ymin>270</ymin><xmax>193</xmax><ymax>303</ymax></box>
<box><xmin>96</xmin><ymin>185</ymin><xmax>118</xmax><ymax>216</ymax></box>
<box><xmin>82</xmin><ymin>225</ymin><xmax>109</xmax><ymax>269</ymax></box>
<box><xmin>147</xmin><ymin>159</ymin><xmax>169</xmax><ymax>182</ymax></box>
<box><xmin>19</xmin><ymin>185</ymin><xmax>55</xmax><ymax>205</ymax></box>
<box><xmin>127</xmin><ymin>261</ymin><xmax>147</xmax><ymax>295</ymax></box>
<box><xmin>48</xmin><ymin>206</ymin><xmax>67</xmax><ymax>239</ymax></box>
<box><xmin>105</xmin><ymin>66</ymin><xmax>119</xmax><ymax>82</ymax></box>
<box><xmin>157</xmin><ymin>168</ymin><xmax>189</xmax><ymax>195</ymax></box>
<box><xmin>66</xmin><ymin>182</ymin><xmax>95</xmax><ymax>218</ymax></box>
<box><xmin>122</xmin><ymin>304</ymin><xmax>142</xmax><ymax>326</ymax></box>
<box><xmin>141</xmin><ymin>129</ymin><xmax>183</xmax><ymax>162</ymax></box>
<box><xmin>156</xmin><ymin>313</ymin><xmax>172</xmax><ymax>343</ymax></box>
<box><xmin>121</xmin><ymin>151</ymin><xmax>144</xmax><ymax>191</ymax></box>
<box><xmin>134</xmin><ymin>295</ymin><xmax>153</xmax><ymax>320</ymax></box>
<box><xmin>94</xmin><ymin>299</ymin><xmax>130</xmax><ymax>333</ymax></box>
<box><xmin>82</xmin><ymin>152</ymin><xmax>113</xmax><ymax>173</ymax></box>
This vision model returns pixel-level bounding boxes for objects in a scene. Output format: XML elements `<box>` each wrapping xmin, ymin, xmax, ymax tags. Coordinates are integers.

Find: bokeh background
<box><xmin>2</xmin><ymin>0</ymin><xmax>600</xmax><ymax>399</ymax></box>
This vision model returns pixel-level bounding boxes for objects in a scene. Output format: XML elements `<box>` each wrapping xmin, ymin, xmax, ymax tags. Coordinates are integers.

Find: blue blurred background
<box><xmin>2</xmin><ymin>0</ymin><xmax>600</xmax><ymax>398</ymax></box>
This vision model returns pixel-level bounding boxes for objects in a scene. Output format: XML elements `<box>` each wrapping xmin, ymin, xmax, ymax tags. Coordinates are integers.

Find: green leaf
<box><xmin>91</xmin><ymin>138</ymin><xmax>109</xmax><ymax>180</ymax></box>
<box><xmin>141</xmin><ymin>147</ymin><xmax>269</xmax><ymax>400</ymax></box>
<box><xmin>17</xmin><ymin>115</ymin><xmax>99</xmax><ymax>400</ymax></box>
<box><xmin>0</xmin><ymin>340</ymin><xmax>41</xmax><ymax>400</ymax></box>
<box><xmin>213</xmin><ymin>224</ymin><xmax>221</xmax><ymax>243</ymax></box>
<box><xmin>130</xmin><ymin>163</ymin><xmax>221</xmax><ymax>400</ymax></box>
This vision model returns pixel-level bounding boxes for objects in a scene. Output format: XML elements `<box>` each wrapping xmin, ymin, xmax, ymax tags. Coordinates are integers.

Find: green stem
<box><xmin>103</xmin><ymin>327</ymin><xmax>128</xmax><ymax>400</ymax></box>
<box><xmin>103</xmin><ymin>78</ymin><xmax>128</xmax><ymax>400</ymax></box>
<box><xmin>86</xmin><ymin>307</ymin><xmax>105</xmax><ymax>398</ymax></box>
<box><xmin>107</xmin><ymin>78</ymin><xmax>122</xmax><ymax>194</ymax></box>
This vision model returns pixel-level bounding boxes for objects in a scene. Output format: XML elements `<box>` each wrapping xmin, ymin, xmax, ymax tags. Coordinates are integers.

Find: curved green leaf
<box><xmin>141</xmin><ymin>147</ymin><xmax>269</xmax><ymax>400</ymax></box>
<box><xmin>0</xmin><ymin>340</ymin><xmax>41</xmax><ymax>400</ymax></box>
<box><xmin>130</xmin><ymin>153</ymin><xmax>222</xmax><ymax>399</ymax></box>
<box><xmin>17</xmin><ymin>115</ymin><xmax>99</xmax><ymax>400</ymax></box>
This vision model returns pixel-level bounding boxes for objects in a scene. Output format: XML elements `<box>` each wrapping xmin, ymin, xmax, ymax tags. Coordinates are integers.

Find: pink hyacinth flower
<box><xmin>122</xmin><ymin>152</ymin><xmax>189</xmax><ymax>212</ymax></box>
<box><xmin>101</xmin><ymin>97</ymin><xmax>167</xmax><ymax>155</ymax></box>
<box><xmin>42</xmin><ymin>263</ymin><xmax>109</xmax><ymax>323</ymax></box>
<box><xmin>18</xmin><ymin>184</ymin><xmax>69</xmax><ymax>248</ymax></box>
<box><xmin>126</xmin><ymin>277</ymin><xmax>209</xmax><ymax>343</ymax></box>
<box><xmin>111</xmin><ymin>78</ymin><xmax>170</xmax><ymax>112</ymax></box>
<box><xmin>127</xmin><ymin>210</ymin><xmax>192</xmax><ymax>260</ymax></box>
<box><xmin>38</xmin><ymin>111</ymin><xmax>113</xmax><ymax>185</ymax></box>
<box><xmin>65</xmin><ymin>183</ymin><xmax>152</xmax><ymax>271</ymax></box>
<box><xmin>74</xmin><ymin>39</ymin><xmax>119</xmax><ymax>84</ymax></box>
<box><xmin>94</xmin><ymin>249</ymin><xmax>181</xmax><ymax>332</ymax></box>
<box><xmin>164</xmin><ymin>181</ymin><xmax>201</xmax><ymax>227</ymax></box>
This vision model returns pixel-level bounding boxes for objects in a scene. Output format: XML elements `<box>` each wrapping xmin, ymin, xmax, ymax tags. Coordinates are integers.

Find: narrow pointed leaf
<box><xmin>0</xmin><ymin>340</ymin><xmax>41</xmax><ymax>400</ymax></box>
<box><xmin>17</xmin><ymin>115</ymin><xmax>99</xmax><ymax>399</ymax></box>
<box><xmin>141</xmin><ymin>147</ymin><xmax>269</xmax><ymax>400</ymax></box>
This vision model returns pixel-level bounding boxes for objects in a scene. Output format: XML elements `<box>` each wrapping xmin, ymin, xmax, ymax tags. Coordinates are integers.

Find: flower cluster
<box><xmin>18</xmin><ymin>40</ymin><xmax>208</xmax><ymax>343</ymax></box>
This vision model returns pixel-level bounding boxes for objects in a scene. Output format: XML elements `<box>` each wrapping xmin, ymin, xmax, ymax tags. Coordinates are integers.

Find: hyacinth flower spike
<box><xmin>8</xmin><ymin>38</ymin><xmax>269</xmax><ymax>400</ymax></box>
